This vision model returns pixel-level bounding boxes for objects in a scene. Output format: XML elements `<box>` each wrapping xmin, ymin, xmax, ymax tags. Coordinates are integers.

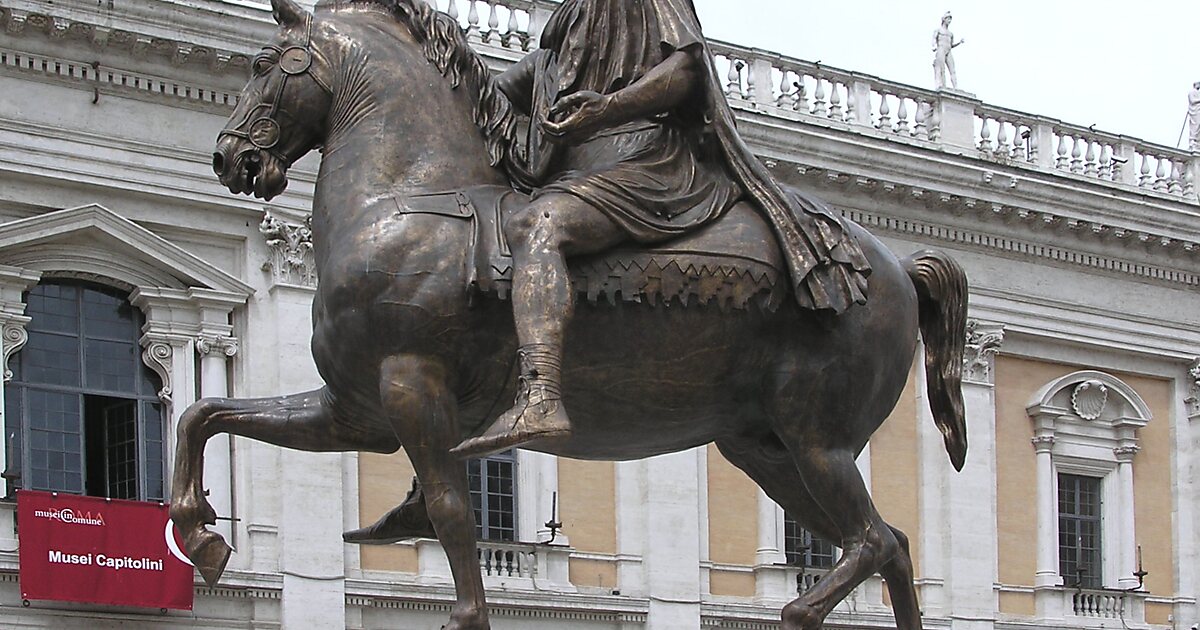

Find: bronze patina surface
<box><xmin>173</xmin><ymin>1</ymin><xmax>970</xmax><ymax>629</ymax></box>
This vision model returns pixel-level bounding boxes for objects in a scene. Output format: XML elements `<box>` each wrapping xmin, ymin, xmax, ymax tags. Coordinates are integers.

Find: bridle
<box><xmin>220</xmin><ymin>15</ymin><xmax>332</xmax><ymax>163</ymax></box>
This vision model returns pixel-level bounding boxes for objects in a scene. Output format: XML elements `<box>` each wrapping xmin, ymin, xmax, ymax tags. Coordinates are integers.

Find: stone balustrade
<box><xmin>428</xmin><ymin>0</ymin><xmax>1199</xmax><ymax>205</ymax></box>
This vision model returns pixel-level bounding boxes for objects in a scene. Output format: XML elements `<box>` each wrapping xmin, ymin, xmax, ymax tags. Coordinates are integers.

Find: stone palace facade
<box><xmin>0</xmin><ymin>1</ymin><xmax>1197</xmax><ymax>629</ymax></box>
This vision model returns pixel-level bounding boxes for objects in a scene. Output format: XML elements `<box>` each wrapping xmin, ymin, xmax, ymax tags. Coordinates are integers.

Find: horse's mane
<box><xmin>316</xmin><ymin>0</ymin><xmax>523</xmax><ymax>175</ymax></box>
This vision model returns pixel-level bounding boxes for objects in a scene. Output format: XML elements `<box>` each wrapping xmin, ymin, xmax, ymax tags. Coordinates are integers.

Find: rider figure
<box><xmin>451</xmin><ymin>0</ymin><xmax>872</xmax><ymax>458</ymax></box>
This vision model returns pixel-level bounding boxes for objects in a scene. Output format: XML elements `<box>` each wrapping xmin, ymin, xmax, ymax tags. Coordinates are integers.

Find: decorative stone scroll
<box><xmin>260</xmin><ymin>212</ymin><xmax>317</xmax><ymax>287</ymax></box>
<box><xmin>196</xmin><ymin>334</ymin><xmax>239</xmax><ymax>358</ymax></box>
<box><xmin>141</xmin><ymin>340</ymin><xmax>176</xmax><ymax>403</ymax></box>
<box><xmin>1186</xmin><ymin>359</ymin><xmax>1200</xmax><ymax>418</ymax></box>
<box><xmin>963</xmin><ymin>319</ymin><xmax>1004</xmax><ymax>384</ymax></box>
<box><xmin>1</xmin><ymin>318</ymin><xmax>30</xmax><ymax>382</ymax></box>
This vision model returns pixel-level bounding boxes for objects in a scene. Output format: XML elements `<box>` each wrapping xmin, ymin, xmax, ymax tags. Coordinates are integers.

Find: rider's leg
<box><xmin>451</xmin><ymin>193</ymin><xmax>624</xmax><ymax>457</ymax></box>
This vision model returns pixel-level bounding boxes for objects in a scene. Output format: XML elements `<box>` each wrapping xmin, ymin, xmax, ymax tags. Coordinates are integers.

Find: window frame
<box><xmin>468</xmin><ymin>449</ymin><xmax>518</xmax><ymax>542</ymax></box>
<box><xmin>5</xmin><ymin>280</ymin><xmax>166</xmax><ymax>502</ymax></box>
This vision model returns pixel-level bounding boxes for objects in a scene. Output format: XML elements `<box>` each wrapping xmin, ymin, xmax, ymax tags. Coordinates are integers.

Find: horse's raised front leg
<box><xmin>170</xmin><ymin>388</ymin><xmax>399</xmax><ymax>585</ymax></box>
<box><xmin>380</xmin><ymin>354</ymin><xmax>488</xmax><ymax>630</ymax></box>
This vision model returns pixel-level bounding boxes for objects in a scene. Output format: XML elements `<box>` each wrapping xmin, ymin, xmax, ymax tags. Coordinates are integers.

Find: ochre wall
<box><xmin>558</xmin><ymin>458</ymin><xmax>618</xmax><ymax>589</ymax></box>
<box><xmin>994</xmin><ymin>357</ymin><xmax>1177</xmax><ymax>615</ymax></box>
<box><xmin>357</xmin><ymin>450</ymin><xmax>419</xmax><ymax>573</ymax></box>
<box><xmin>706</xmin><ymin>444</ymin><xmax>759</xmax><ymax>567</ymax></box>
<box><xmin>709</xmin><ymin>569</ymin><xmax>755</xmax><ymax>598</ymax></box>
<box><xmin>870</xmin><ymin>358</ymin><xmax>921</xmax><ymax>576</ymax></box>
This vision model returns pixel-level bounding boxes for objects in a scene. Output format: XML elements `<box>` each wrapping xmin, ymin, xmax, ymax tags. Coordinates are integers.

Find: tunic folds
<box><xmin>508</xmin><ymin>0</ymin><xmax>872</xmax><ymax>313</ymax></box>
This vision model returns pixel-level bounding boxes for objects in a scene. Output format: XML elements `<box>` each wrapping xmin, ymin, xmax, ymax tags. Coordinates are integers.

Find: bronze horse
<box><xmin>175</xmin><ymin>1</ymin><xmax>970</xmax><ymax>628</ymax></box>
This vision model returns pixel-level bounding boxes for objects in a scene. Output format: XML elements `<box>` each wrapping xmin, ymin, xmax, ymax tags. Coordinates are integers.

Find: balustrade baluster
<box><xmin>466</xmin><ymin>1</ymin><xmax>480</xmax><ymax>39</ymax></box>
<box><xmin>895</xmin><ymin>97</ymin><xmax>909</xmax><ymax>134</ymax></box>
<box><xmin>1155</xmin><ymin>156</ymin><xmax>1171</xmax><ymax>191</ymax></box>
<box><xmin>1099</xmin><ymin>144</ymin><xmax>1113</xmax><ymax>180</ymax></box>
<box><xmin>1010</xmin><ymin>124</ymin><xmax>1025</xmax><ymax>160</ymax></box>
<box><xmin>978</xmin><ymin>118</ymin><xmax>993</xmax><ymax>152</ymax></box>
<box><xmin>777</xmin><ymin>70</ymin><xmax>795</xmax><ymax>109</ymax></box>
<box><xmin>795</xmin><ymin>77</ymin><xmax>808</xmax><ymax>113</ymax></box>
<box><xmin>928</xmin><ymin>101</ymin><xmax>941</xmax><ymax>142</ymax></box>
<box><xmin>1185</xmin><ymin>163</ymin><xmax>1197</xmax><ymax>198</ymax></box>
<box><xmin>876</xmin><ymin>93</ymin><xmax>891</xmax><ymax>131</ymax></box>
<box><xmin>483</xmin><ymin>2</ymin><xmax>499</xmax><ymax>43</ymax></box>
<box><xmin>829</xmin><ymin>82</ymin><xmax>843</xmax><ymax>120</ymax></box>
<box><xmin>1070</xmin><ymin>136</ymin><xmax>1085</xmax><ymax>173</ymax></box>
<box><xmin>1083</xmin><ymin>141</ymin><xmax>1098</xmax><ymax>176</ymax></box>
<box><xmin>725</xmin><ymin>59</ymin><xmax>745</xmax><ymax>99</ymax></box>
<box><xmin>1026</xmin><ymin>127</ymin><xmax>1039</xmax><ymax>163</ymax></box>
<box><xmin>994</xmin><ymin>120</ymin><xmax>1009</xmax><ymax>158</ymax></box>
<box><xmin>913</xmin><ymin>101</ymin><xmax>927</xmax><ymax>139</ymax></box>
<box><xmin>812</xmin><ymin>78</ymin><xmax>827</xmax><ymax>116</ymax></box>
<box><xmin>1055</xmin><ymin>133</ymin><xmax>1070</xmax><ymax>170</ymax></box>
<box><xmin>503</xmin><ymin>7</ymin><xmax>520</xmax><ymax>48</ymax></box>
<box><xmin>1138</xmin><ymin>153</ymin><xmax>1154</xmax><ymax>187</ymax></box>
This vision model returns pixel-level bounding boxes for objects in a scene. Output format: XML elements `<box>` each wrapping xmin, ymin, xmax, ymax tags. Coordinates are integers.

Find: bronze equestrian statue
<box><xmin>176</xmin><ymin>1</ymin><xmax>970</xmax><ymax>629</ymax></box>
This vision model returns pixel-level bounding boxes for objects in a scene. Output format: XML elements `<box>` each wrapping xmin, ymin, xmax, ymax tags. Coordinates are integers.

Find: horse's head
<box><xmin>213</xmin><ymin>0</ymin><xmax>335</xmax><ymax>200</ymax></box>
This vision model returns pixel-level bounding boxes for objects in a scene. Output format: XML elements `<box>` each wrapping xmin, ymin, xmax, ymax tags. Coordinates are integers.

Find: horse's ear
<box><xmin>270</xmin><ymin>0</ymin><xmax>309</xmax><ymax>26</ymax></box>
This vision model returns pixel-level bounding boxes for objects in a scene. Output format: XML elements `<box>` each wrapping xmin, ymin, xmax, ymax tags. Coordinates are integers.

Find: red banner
<box><xmin>18</xmin><ymin>490</ymin><xmax>194</xmax><ymax>610</ymax></box>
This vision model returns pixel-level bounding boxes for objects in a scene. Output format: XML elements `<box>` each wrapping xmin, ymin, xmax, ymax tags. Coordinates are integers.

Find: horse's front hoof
<box><xmin>187</xmin><ymin>530</ymin><xmax>233</xmax><ymax>586</ymax></box>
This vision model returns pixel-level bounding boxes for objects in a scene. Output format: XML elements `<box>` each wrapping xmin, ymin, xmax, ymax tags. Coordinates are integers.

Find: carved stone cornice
<box><xmin>260</xmin><ymin>211</ymin><xmax>316</xmax><ymax>288</ymax></box>
<box><xmin>0</xmin><ymin>7</ymin><xmax>251</xmax><ymax>73</ymax></box>
<box><xmin>196</xmin><ymin>334</ymin><xmax>238</xmax><ymax>358</ymax></box>
<box><xmin>963</xmin><ymin>319</ymin><xmax>1004</xmax><ymax>385</ymax></box>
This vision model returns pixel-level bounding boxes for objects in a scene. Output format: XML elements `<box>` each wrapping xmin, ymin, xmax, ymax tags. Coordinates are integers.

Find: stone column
<box><xmin>946</xmin><ymin>320</ymin><xmax>1003</xmax><ymax>630</ymax></box>
<box><xmin>643</xmin><ymin>449</ymin><xmax>702</xmax><ymax>629</ymax></box>
<box><xmin>1032</xmin><ymin>435</ymin><xmax>1058</xmax><ymax>588</ymax></box>
<box><xmin>615</xmin><ymin>459</ymin><xmax>648</xmax><ymax>597</ymax></box>
<box><xmin>197</xmin><ymin>333</ymin><xmax>238</xmax><ymax>543</ymax></box>
<box><xmin>1113</xmin><ymin>445</ymin><xmax>1140</xmax><ymax>589</ymax></box>
<box><xmin>916</xmin><ymin>339</ymin><xmax>948</xmax><ymax>615</ymax></box>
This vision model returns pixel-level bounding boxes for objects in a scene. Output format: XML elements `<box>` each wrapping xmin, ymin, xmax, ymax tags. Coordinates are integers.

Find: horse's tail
<box><xmin>903</xmin><ymin>250</ymin><xmax>969</xmax><ymax>472</ymax></box>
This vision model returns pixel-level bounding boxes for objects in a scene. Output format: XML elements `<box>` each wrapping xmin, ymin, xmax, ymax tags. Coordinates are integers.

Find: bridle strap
<box><xmin>219</xmin><ymin>14</ymin><xmax>331</xmax><ymax>161</ymax></box>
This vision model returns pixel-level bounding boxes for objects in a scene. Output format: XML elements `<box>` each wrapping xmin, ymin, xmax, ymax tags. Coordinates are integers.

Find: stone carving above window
<box><xmin>1071</xmin><ymin>380</ymin><xmax>1108</xmax><ymax>421</ymax></box>
<box><xmin>260</xmin><ymin>212</ymin><xmax>316</xmax><ymax>288</ymax></box>
<box><xmin>963</xmin><ymin>319</ymin><xmax>1004</xmax><ymax>384</ymax></box>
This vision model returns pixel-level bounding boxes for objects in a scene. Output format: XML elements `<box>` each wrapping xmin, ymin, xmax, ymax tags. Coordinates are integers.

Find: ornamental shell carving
<box><xmin>1071</xmin><ymin>380</ymin><xmax>1108</xmax><ymax>420</ymax></box>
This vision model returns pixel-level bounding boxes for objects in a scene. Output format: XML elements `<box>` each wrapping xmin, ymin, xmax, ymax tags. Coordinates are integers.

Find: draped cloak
<box><xmin>504</xmin><ymin>0</ymin><xmax>871</xmax><ymax>313</ymax></box>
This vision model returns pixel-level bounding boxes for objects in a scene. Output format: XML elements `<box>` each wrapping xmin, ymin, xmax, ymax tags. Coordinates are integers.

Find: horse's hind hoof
<box><xmin>188</xmin><ymin>531</ymin><xmax>233</xmax><ymax>586</ymax></box>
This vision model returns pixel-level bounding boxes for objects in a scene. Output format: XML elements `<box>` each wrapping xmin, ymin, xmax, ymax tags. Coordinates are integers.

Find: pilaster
<box><xmin>0</xmin><ymin>265</ymin><xmax>40</xmax><ymax>492</ymax></box>
<box><xmin>643</xmin><ymin>449</ymin><xmax>702</xmax><ymax>630</ymax></box>
<box><xmin>947</xmin><ymin>320</ymin><xmax>1003</xmax><ymax>630</ymax></box>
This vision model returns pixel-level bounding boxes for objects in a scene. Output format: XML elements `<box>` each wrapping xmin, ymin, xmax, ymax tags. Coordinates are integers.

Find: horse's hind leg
<box><xmin>379</xmin><ymin>354</ymin><xmax>489</xmax><ymax>630</ymax></box>
<box><xmin>170</xmin><ymin>388</ymin><xmax>398</xmax><ymax>585</ymax></box>
<box><xmin>716</xmin><ymin>437</ymin><xmax>922</xmax><ymax>630</ymax></box>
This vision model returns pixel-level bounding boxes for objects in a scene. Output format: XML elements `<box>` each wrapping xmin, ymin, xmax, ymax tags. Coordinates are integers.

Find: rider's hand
<box><xmin>542</xmin><ymin>91</ymin><xmax>611</xmax><ymax>142</ymax></box>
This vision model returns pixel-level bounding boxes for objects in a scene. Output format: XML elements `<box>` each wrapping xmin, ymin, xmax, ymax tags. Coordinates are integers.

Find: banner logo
<box><xmin>32</xmin><ymin>507</ymin><xmax>106</xmax><ymax>527</ymax></box>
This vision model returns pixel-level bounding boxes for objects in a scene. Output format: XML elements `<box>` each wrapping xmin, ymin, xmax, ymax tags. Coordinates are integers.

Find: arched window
<box><xmin>4</xmin><ymin>281</ymin><xmax>165</xmax><ymax>501</ymax></box>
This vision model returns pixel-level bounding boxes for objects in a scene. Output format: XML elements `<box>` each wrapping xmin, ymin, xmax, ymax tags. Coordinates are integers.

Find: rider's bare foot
<box><xmin>343</xmin><ymin>477</ymin><xmax>436</xmax><ymax>544</ymax></box>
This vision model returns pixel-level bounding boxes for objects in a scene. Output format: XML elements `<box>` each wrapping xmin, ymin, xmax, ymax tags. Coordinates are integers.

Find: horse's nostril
<box><xmin>212</xmin><ymin>152</ymin><xmax>226</xmax><ymax>176</ymax></box>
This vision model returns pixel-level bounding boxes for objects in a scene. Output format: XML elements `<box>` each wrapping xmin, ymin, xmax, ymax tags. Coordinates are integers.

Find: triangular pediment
<box><xmin>0</xmin><ymin>204</ymin><xmax>253</xmax><ymax>297</ymax></box>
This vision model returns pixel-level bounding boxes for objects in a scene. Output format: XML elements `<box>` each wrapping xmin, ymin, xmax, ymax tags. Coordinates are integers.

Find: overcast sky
<box><xmin>689</xmin><ymin>1</ymin><xmax>1197</xmax><ymax>148</ymax></box>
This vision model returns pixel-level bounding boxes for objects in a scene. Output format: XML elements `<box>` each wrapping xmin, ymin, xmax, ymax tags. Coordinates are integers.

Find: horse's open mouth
<box><xmin>220</xmin><ymin>148</ymin><xmax>288</xmax><ymax>201</ymax></box>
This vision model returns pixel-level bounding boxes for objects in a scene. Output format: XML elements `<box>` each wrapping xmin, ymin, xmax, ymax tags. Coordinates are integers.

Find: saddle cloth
<box><xmin>395</xmin><ymin>185</ymin><xmax>788</xmax><ymax>311</ymax></box>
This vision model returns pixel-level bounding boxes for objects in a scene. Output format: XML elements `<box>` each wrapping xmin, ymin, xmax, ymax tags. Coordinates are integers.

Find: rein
<box><xmin>219</xmin><ymin>15</ymin><xmax>332</xmax><ymax>163</ymax></box>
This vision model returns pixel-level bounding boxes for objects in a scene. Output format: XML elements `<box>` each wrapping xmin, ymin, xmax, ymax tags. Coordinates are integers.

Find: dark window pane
<box><xmin>27</xmin><ymin>388</ymin><xmax>83</xmax><ymax>493</ymax></box>
<box><xmin>23</xmin><ymin>333</ymin><xmax>81</xmax><ymax>387</ymax></box>
<box><xmin>84</xmin><ymin>338</ymin><xmax>137</xmax><ymax>393</ymax></box>
<box><xmin>1058</xmin><ymin>473</ymin><xmax>1102</xmax><ymax>588</ymax></box>
<box><xmin>468</xmin><ymin>450</ymin><xmax>517</xmax><ymax>542</ymax></box>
